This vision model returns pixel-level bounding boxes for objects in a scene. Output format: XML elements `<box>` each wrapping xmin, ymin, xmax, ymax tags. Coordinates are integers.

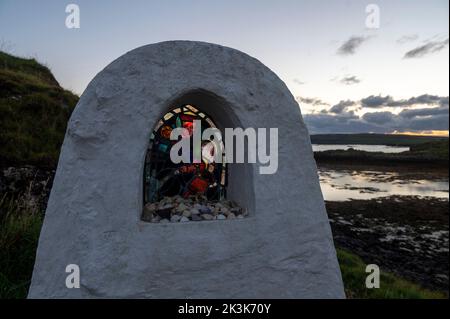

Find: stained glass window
<box><xmin>143</xmin><ymin>105</ymin><xmax>227</xmax><ymax>204</ymax></box>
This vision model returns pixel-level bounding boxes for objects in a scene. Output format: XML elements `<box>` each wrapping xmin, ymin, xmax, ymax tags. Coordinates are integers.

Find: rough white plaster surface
<box><xmin>28</xmin><ymin>41</ymin><xmax>345</xmax><ymax>298</ymax></box>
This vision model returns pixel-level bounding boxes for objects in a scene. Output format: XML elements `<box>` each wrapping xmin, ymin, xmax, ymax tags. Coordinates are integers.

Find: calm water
<box><xmin>313</xmin><ymin>144</ymin><xmax>410</xmax><ymax>153</ymax></box>
<box><xmin>319</xmin><ymin>169</ymin><xmax>449</xmax><ymax>201</ymax></box>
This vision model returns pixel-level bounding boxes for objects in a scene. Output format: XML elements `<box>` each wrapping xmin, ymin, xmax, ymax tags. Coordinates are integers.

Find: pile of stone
<box><xmin>142</xmin><ymin>195</ymin><xmax>247</xmax><ymax>223</ymax></box>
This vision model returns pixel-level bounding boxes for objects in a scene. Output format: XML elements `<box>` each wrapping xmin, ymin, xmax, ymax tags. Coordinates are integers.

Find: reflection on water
<box><xmin>319</xmin><ymin>169</ymin><xmax>449</xmax><ymax>201</ymax></box>
<box><xmin>313</xmin><ymin>144</ymin><xmax>410</xmax><ymax>153</ymax></box>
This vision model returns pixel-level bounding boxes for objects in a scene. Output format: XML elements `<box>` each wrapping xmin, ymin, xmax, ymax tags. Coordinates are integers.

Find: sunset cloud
<box><xmin>304</xmin><ymin>94</ymin><xmax>449</xmax><ymax>134</ymax></box>
<box><xmin>360</xmin><ymin>94</ymin><xmax>448</xmax><ymax>108</ymax></box>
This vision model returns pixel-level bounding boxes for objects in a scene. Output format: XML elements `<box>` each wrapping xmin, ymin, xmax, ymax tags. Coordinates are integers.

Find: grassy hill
<box><xmin>0</xmin><ymin>51</ymin><xmax>78</xmax><ymax>168</ymax></box>
<box><xmin>311</xmin><ymin>133</ymin><xmax>448</xmax><ymax>146</ymax></box>
<box><xmin>409</xmin><ymin>140</ymin><xmax>449</xmax><ymax>159</ymax></box>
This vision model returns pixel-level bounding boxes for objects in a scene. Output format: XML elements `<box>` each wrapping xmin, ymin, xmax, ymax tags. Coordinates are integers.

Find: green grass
<box><xmin>0</xmin><ymin>193</ymin><xmax>43</xmax><ymax>299</ymax></box>
<box><xmin>0</xmin><ymin>51</ymin><xmax>78</xmax><ymax>167</ymax></box>
<box><xmin>0</xmin><ymin>51</ymin><xmax>58</xmax><ymax>86</ymax></box>
<box><xmin>337</xmin><ymin>248</ymin><xmax>446</xmax><ymax>299</ymax></box>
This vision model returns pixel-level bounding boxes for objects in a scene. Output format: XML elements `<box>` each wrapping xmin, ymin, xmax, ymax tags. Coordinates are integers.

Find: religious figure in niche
<box><xmin>143</xmin><ymin>105</ymin><xmax>227</xmax><ymax>204</ymax></box>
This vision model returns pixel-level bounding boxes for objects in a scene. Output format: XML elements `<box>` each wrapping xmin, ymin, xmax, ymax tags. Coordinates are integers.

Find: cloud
<box><xmin>362</xmin><ymin>111</ymin><xmax>395</xmax><ymax>125</ymax></box>
<box><xmin>360</xmin><ymin>94</ymin><xmax>448</xmax><ymax>108</ymax></box>
<box><xmin>407</xmin><ymin>114</ymin><xmax>449</xmax><ymax>131</ymax></box>
<box><xmin>367</xmin><ymin>110</ymin><xmax>449</xmax><ymax>131</ymax></box>
<box><xmin>304</xmin><ymin>112</ymin><xmax>378</xmax><ymax>134</ymax></box>
<box><xmin>339</xmin><ymin>75</ymin><xmax>361</xmax><ymax>85</ymax></box>
<box><xmin>439</xmin><ymin>96</ymin><xmax>449</xmax><ymax>107</ymax></box>
<box><xmin>293</xmin><ymin>78</ymin><xmax>305</xmax><ymax>85</ymax></box>
<box><xmin>296</xmin><ymin>96</ymin><xmax>329</xmax><ymax>106</ymax></box>
<box><xmin>397</xmin><ymin>34</ymin><xmax>419</xmax><ymax>44</ymax></box>
<box><xmin>399</xmin><ymin>105</ymin><xmax>449</xmax><ymax>118</ymax></box>
<box><xmin>305</xmin><ymin>111</ymin><xmax>449</xmax><ymax>134</ymax></box>
<box><xmin>405</xmin><ymin>94</ymin><xmax>448</xmax><ymax>107</ymax></box>
<box><xmin>337</xmin><ymin>36</ymin><xmax>371</xmax><ymax>56</ymax></box>
<box><xmin>330</xmin><ymin>75</ymin><xmax>361</xmax><ymax>85</ymax></box>
<box><xmin>304</xmin><ymin>95</ymin><xmax>449</xmax><ymax>134</ymax></box>
<box><xmin>329</xmin><ymin>100</ymin><xmax>356</xmax><ymax>114</ymax></box>
<box><xmin>360</xmin><ymin>95</ymin><xmax>394</xmax><ymax>108</ymax></box>
<box><xmin>403</xmin><ymin>38</ymin><xmax>449</xmax><ymax>59</ymax></box>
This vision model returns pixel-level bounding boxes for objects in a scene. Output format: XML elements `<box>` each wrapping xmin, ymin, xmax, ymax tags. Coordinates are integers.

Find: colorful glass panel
<box><xmin>143</xmin><ymin>105</ymin><xmax>227</xmax><ymax>204</ymax></box>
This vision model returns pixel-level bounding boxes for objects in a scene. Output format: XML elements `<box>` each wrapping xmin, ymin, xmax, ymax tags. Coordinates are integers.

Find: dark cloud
<box><xmin>403</xmin><ymin>38</ymin><xmax>449</xmax><ymax>59</ymax></box>
<box><xmin>399</xmin><ymin>105</ymin><xmax>449</xmax><ymax>118</ymax></box>
<box><xmin>386</xmin><ymin>111</ymin><xmax>448</xmax><ymax>132</ymax></box>
<box><xmin>304</xmin><ymin>95</ymin><xmax>449</xmax><ymax>134</ymax></box>
<box><xmin>360</xmin><ymin>95</ymin><xmax>394</xmax><ymax>108</ymax></box>
<box><xmin>406</xmin><ymin>94</ymin><xmax>448</xmax><ymax>107</ymax></box>
<box><xmin>339</xmin><ymin>75</ymin><xmax>361</xmax><ymax>85</ymax></box>
<box><xmin>362</xmin><ymin>112</ymin><xmax>395</xmax><ymax>125</ymax></box>
<box><xmin>337</xmin><ymin>36</ymin><xmax>370</xmax><ymax>56</ymax></box>
<box><xmin>397</xmin><ymin>34</ymin><xmax>419</xmax><ymax>44</ymax></box>
<box><xmin>296</xmin><ymin>96</ymin><xmax>329</xmax><ymax>106</ymax></box>
<box><xmin>360</xmin><ymin>94</ymin><xmax>448</xmax><ymax>108</ymax></box>
<box><xmin>407</xmin><ymin>114</ymin><xmax>449</xmax><ymax>131</ymax></box>
<box><xmin>304</xmin><ymin>112</ymin><xmax>379</xmax><ymax>134</ymax></box>
<box><xmin>439</xmin><ymin>96</ymin><xmax>449</xmax><ymax>107</ymax></box>
<box><xmin>305</xmin><ymin>111</ymin><xmax>448</xmax><ymax>134</ymax></box>
<box><xmin>329</xmin><ymin>100</ymin><xmax>356</xmax><ymax>114</ymax></box>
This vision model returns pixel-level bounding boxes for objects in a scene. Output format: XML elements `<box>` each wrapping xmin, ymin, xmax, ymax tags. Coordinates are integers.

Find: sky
<box><xmin>0</xmin><ymin>0</ymin><xmax>448</xmax><ymax>135</ymax></box>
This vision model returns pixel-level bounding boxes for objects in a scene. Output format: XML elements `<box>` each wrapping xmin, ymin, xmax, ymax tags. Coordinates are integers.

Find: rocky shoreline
<box><xmin>326</xmin><ymin>195</ymin><xmax>449</xmax><ymax>293</ymax></box>
<box><xmin>2</xmin><ymin>166</ymin><xmax>448</xmax><ymax>294</ymax></box>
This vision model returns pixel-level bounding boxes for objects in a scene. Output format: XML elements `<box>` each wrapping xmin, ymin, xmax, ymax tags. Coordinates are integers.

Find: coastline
<box><xmin>327</xmin><ymin>196</ymin><xmax>449</xmax><ymax>294</ymax></box>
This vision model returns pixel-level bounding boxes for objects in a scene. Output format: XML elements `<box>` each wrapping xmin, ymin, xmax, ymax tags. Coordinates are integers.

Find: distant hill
<box><xmin>0</xmin><ymin>51</ymin><xmax>79</xmax><ymax>167</ymax></box>
<box><xmin>310</xmin><ymin>133</ymin><xmax>448</xmax><ymax>146</ymax></box>
<box><xmin>314</xmin><ymin>139</ymin><xmax>448</xmax><ymax>167</ymax></box>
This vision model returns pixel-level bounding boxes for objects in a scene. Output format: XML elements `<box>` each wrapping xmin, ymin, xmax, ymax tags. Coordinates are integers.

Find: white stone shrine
<box><xmin>29</xmin><ymin>41</ymin><xmax>345</xmax><ymax>298</ymax></box>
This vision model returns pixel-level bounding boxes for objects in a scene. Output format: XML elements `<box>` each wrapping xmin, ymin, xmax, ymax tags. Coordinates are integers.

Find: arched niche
<box><xmin>146</xmin><ymin>89</ymin><xmax>255</xmax><ymax>214</ymax></box>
